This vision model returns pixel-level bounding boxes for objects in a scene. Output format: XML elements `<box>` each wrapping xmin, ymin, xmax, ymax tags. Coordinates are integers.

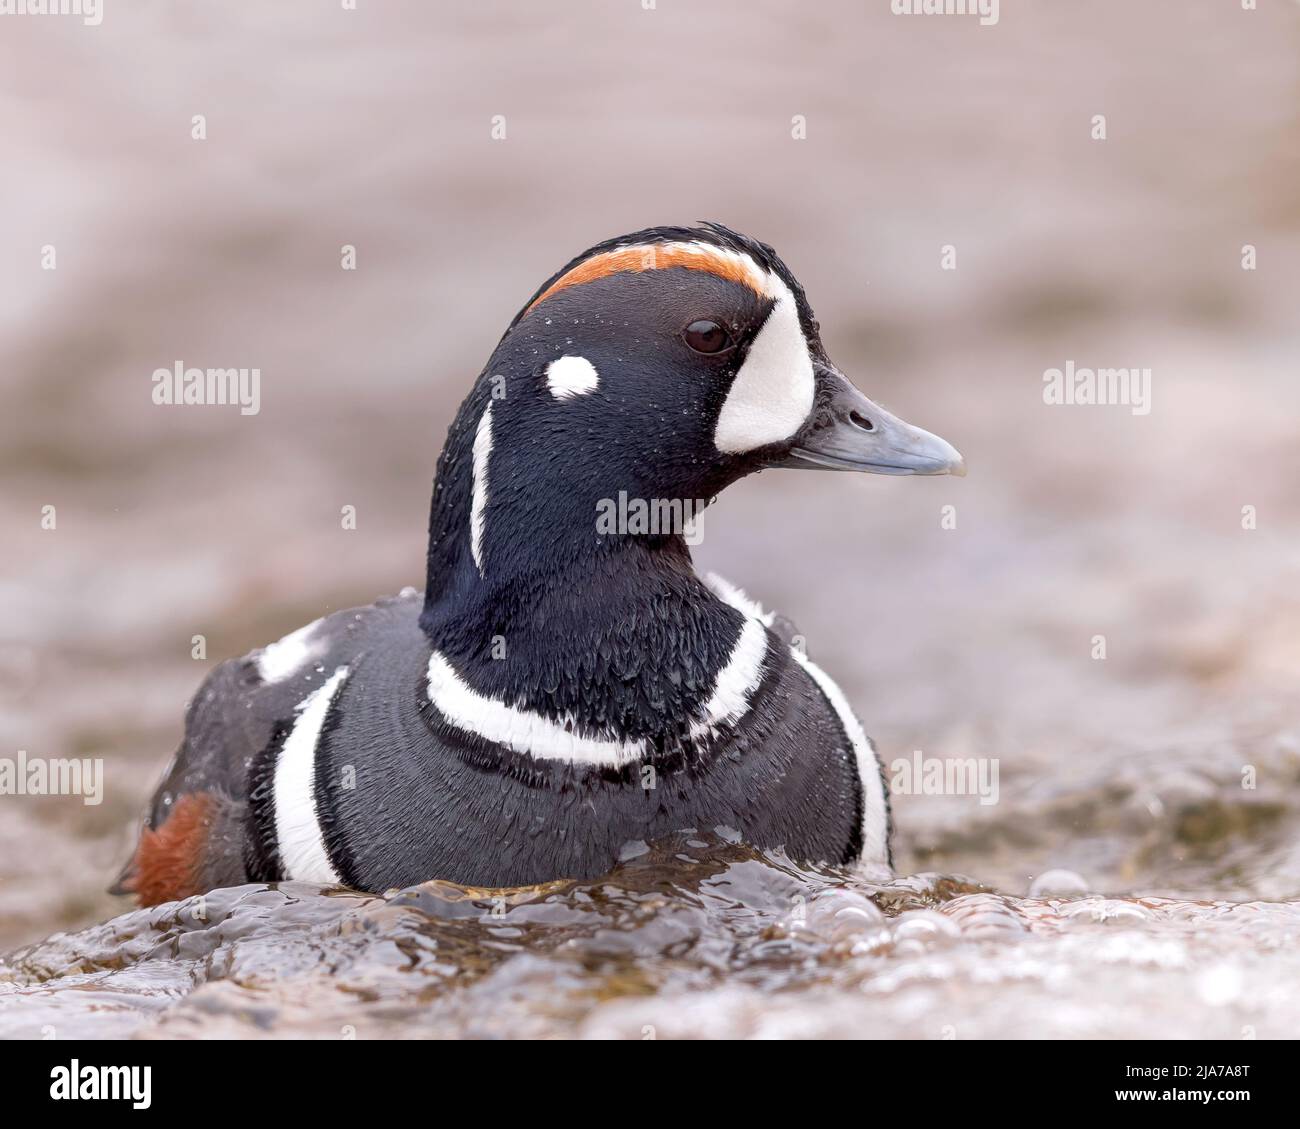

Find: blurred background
<box><xmin>1</xmin><ymin>0</ymin><xmax>1298</xmax><ymax>952</ymax></box>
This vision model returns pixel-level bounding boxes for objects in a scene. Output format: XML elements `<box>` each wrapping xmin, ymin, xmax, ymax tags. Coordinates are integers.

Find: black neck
<box><xmin>419</xmin><ymin>390</ymin><xmax>741</xmax><ymax>742</ymax></box>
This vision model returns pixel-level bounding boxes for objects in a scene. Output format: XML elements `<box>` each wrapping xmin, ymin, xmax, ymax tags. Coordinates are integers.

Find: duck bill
<box><xmin>767</xmin><ymin>369</ymin><xmax>966</xmax><ymax>477</ymax></box>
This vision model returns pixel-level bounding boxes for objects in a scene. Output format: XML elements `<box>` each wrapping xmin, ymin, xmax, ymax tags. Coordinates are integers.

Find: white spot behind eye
<box><xmin>546</xmin><ymin>355</ymin><xmax>600</xmax><ymax>400</ymax></box>
<box><xmin>713</xmin><ymin>274</ymin><xmax>814</xmax><ymax>454</ymax></box>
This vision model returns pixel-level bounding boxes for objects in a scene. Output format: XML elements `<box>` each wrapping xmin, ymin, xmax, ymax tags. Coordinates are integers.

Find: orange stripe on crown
<box><xmin>527</xmin><ymin>242</ymin><xmax>770</xmax><ymax>313</ymax></box>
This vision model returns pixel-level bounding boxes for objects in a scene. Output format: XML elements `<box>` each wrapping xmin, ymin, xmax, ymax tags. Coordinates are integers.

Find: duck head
<box><xmin>422</xmin><ymin>223</ymin><xmax>964</xmax><ymax>612</ymax></box>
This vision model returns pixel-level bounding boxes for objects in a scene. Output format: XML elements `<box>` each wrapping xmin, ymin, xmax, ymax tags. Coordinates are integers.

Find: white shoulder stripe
<box><xmin>469</xmin><ymin>403</ymin><xmax>493</xmax><ymax>576</ymax></box>
<box><xmin>701</xmin><ymin>572</ymin><xmax>775</xmax><ymax>627</ymax></box>
<box><xmin>705</xmin><ymin>571</ymin><xmax>890</xmax><ymax>872</ymax></box>
<box><xmin>789</xmin><ymin>647</ymin><xmax>890</xmax><ymax>871</ymax></box>
<box><xmin>426</xmin><ymin>612</ymin><xmax>768</xmax><ymax>767</ymax></box>
<box><xmin>274</xmin><ymin>666</ymin><xmax>348</xmax><ymax>883</ymax></box>
<box><xmin>255</xmin><ymin>617</ymin><xmax>325</xmax><ymax>683</ymax></box>
<box><xmin>427</xmin><ymin>652</ymin><xmax>647</xmax><ymax>767</ymax></box>
<box><xmin>689</xmin><ymin>616</ymin><xmax>768</xmax><ymax>738</ymax></box>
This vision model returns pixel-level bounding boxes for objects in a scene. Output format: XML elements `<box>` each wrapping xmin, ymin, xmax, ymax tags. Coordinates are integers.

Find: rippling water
<box><xmin>4</xmin><ymin>832</ymin><xmax>1298</xmax><ymax>1040</ymax></box>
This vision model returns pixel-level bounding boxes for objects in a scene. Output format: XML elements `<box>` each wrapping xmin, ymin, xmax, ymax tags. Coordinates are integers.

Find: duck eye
<box><xmin>683</xmin><ymin>319</ymin><xmax>734</xmax><ymax>355</ymax></box>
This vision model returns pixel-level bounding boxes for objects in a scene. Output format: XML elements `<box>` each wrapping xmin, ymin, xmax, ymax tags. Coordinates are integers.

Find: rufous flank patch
<box><xmin>130</xmin><ymin>792</ymin><xmax>213</xmax><ymax>906</ymax></box>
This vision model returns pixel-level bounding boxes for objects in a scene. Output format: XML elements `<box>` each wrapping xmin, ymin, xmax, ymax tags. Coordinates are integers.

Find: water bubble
<box><xmin>892</xmin><ymin>909</ymin><xmax>961</xmax><ymax>950</ymax></box>
<box><xmin>943</xmin><ymin>894</ymin><xmax>1029</xmax><ymax>938</ymax></box>
<box><xmin>1029</xmin><ymin>869</ymin><xmax>1090</xmax><ymax>898</ymax></box>
<box><xmin>1060</xmin><ymin>898</ymin><xmax>1155</xmax><ymax>925</ymax></box>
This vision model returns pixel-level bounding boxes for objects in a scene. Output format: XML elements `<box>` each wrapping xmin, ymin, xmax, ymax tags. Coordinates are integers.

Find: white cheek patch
<box><xmin>546</xmin><ymin>354</ymin><xmax>600</xmax><ymax>399</ymax></box>
<box><xmin>713</xmin><ymin>276</ymin><xmax>814</xmax><ymax>454</ymax></box>
<box><xmin>469</xmin><ymin>403</ymin><xmax>493</xmax><ymax>577</ymax></box>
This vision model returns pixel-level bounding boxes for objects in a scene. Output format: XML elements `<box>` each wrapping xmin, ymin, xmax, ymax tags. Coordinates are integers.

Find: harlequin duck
<box><xmin>114</xmin><ymin>222</ymin><xmax>964</xmax><ymax>906</ymax></box>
